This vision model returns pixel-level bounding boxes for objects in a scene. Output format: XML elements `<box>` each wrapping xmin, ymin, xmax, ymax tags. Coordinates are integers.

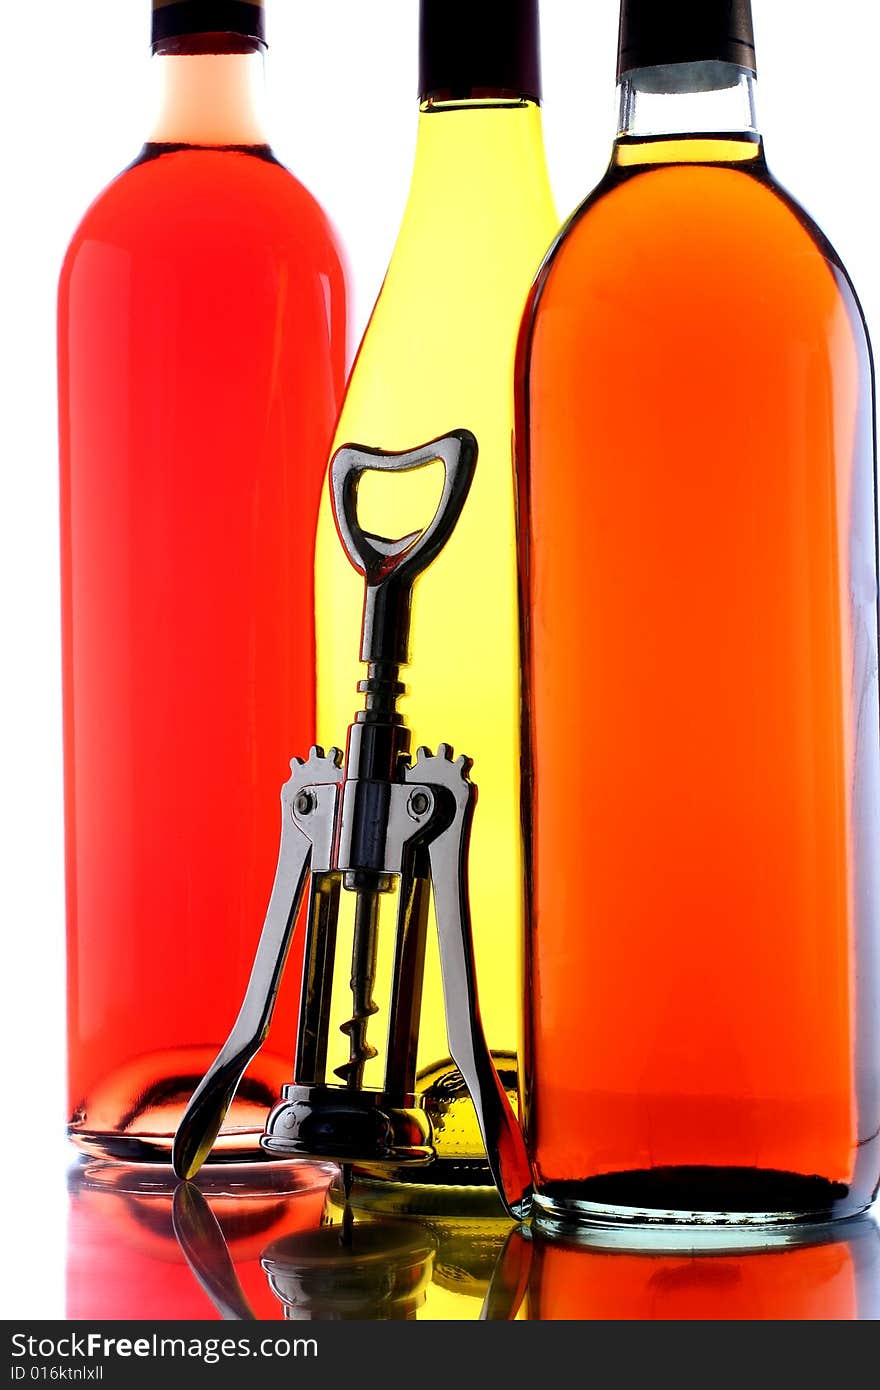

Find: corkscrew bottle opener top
<box><xmin>172</xmin><ymin>429</ymin><xmax>532</xmax><ymax>1221</ymax></box>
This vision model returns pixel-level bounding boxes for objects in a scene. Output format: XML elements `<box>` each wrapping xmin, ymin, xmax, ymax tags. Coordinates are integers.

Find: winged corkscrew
<box><xmin>173</xmin><ymin>430</ymin><xmax>532</xmax><ymax>1221</ymax></box>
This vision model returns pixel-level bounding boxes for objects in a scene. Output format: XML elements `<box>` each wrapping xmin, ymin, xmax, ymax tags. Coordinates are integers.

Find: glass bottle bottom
<box><xmin>534</xmin><ymin>1167</ymin><xmax>868</xmax><ymax>1233</ymax></box>
<box><xmin>67</xmin><ymin>1044</ymin><xmax>293</xmax><ymax>1164</ymax></box>
<box><xmin>361</xmin><ymin>1051</ymin><xmax>518</xmax><ymax>1194</ymax></box>
<box><xmin>67</xmin><ymin>1127</ymin><xmax>269</xmax><ymax>1165</ymax></box>
<box><xmin>69</xmin><ymin>1154</ymin><xmax>333</xmax><ymax>1198</ymax></box>
<box><xmin>370</xmin><ymin>1157</ymin><xmax>496</xmax><ymax>1191</ymax></box>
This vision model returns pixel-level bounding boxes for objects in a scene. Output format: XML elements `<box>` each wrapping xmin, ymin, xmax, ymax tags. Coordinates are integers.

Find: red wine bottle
<box><xmin>58</xmin><ymin>0</ymin><xmax>349</xmax><ymax>1161</ymax></box>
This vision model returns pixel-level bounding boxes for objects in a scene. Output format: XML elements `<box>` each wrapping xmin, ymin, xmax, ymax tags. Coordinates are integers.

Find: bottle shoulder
<box><xmin>530</xmin><ymin>154</ymin><xmax>869</xmax><ymax>352</ymax></box>
<box><xmin>60</xmin><ymin>145</ymin><xmax>348</xmax><ymax>284</ymax></box>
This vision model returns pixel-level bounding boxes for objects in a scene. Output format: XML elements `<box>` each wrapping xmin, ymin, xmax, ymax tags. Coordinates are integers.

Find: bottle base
<box><xmin>534</xmin><ymin>1167</ymin><xmax>866</xmax><ymax>1234</ymax></box>
<box><xmin>368</xmin><ymin>1051</ymin><xmax>516</xmax><ymax>1194</ymax></box>
<box><xmin>360</xmin><ymin>1156</ymin><xmax>497</xmax><ymax>1194</ymax></box>
<box><xmin>68</xmin><ymin>1127</ymin><xmax>270</xmax><ymax>1165</ymax></box>
<box><xmin>339</xmin><ymin>1173</ymin><xmax>510</xmax><ymax>1220</ymax></box>
<box><xmin>67</xmin><ymin>1045</ymin><xmax>294</xmax><ymax>1163</ymax></box>
<box><xmin>69</xmin><ymin>1153</ymin><xmax>334</xmax><ymax>1198</ymax></box>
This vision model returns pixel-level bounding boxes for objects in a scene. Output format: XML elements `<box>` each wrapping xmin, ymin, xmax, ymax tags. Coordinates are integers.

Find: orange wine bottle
<box><xmin>516</xmin><ymin>0</ymin><xmax>880</xmax><ymax>1225</ymax></box>
<box><xmin>59</xmin><ymin>1</ymin><xmax>349</xmax><ymax>1160</ymax></box>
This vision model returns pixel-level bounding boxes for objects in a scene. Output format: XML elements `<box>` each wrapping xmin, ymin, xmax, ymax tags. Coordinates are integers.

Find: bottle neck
<box><xmin>148</xmin><ymin>34</ymin><xmax>268</xmax><ymax>148</ymax></box>
<box><xmin>406</xmin><ymin>95</ymin><xmax>550</xmax><ymax>210</ymax></box>
<box><xmin>615</xmin><ymin>60</ymin><xmax>760</xmax><ymax>166</ymax></box>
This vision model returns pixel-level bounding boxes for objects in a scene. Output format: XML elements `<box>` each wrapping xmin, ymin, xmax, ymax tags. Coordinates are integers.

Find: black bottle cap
<box><xmin>617</xmin><ymin>1</ymin><xmax>756</xmax><ymax>78</ymax></box>
<box><xmin>152</xmin><ymin>1</ymin><xmax>266</xmax><ymax>47</ymax></box>
<box><xmin>419</xmin><ymin>0</ymin><xmax>542</xmax><ymax>103</ymax></box>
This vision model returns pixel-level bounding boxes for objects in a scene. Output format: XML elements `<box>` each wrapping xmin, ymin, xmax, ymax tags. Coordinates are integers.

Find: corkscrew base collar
<box><xmin>262</xmin><ymin>1084</ymin><xmax>434</xmax><ymax>1169</ymax></box>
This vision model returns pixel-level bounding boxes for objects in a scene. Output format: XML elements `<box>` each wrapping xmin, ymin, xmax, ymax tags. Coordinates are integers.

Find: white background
<box><xmin>0</xmin><ymin>0</ymin><xmax>877</xmax><ymax>1318</ymax></box>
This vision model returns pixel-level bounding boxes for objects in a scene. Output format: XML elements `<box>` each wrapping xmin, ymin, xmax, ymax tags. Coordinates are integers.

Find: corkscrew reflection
<box><xmin>66</xmin><ymin>1161</ymin><xmax>880</xmax><ymax>1320</ymax></box>
<box><xmin>66</xmin><ymin>1163</ymin><xmax>522</xmax><ymax>1320</ymax></box>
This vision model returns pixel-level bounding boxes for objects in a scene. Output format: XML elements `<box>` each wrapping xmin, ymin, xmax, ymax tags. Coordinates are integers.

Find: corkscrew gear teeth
<box><xmin>173</xmin><ymin>430</ymin><xmax>532</xmax><ymax>1221</ymax></box>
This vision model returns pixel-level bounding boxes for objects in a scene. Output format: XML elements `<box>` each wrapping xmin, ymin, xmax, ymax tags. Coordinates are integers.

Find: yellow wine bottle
<box><xmin>314</xmin><ymin>0</ymin><xmax>557</xmax><ymax>1180</ymax></box>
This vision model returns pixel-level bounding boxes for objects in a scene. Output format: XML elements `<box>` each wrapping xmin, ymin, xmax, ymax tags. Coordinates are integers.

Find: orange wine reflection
<box><xmin>522</xmin><ymin>1219</ymin><xmax>880</xmax><ymax>1320</ymax></box>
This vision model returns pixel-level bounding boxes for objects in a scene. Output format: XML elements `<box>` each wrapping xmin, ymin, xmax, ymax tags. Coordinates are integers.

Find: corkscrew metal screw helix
<box><xmin>173</xmin><ymin>430</ymin><xmax>532</xmax><ymax>1221</ymax></box>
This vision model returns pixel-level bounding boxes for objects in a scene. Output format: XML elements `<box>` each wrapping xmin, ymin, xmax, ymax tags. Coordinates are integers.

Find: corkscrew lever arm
<box><xmin>409</xmin><ymin>751</ymin><xmax>533</xmax><ymax>1222</ymax></box>
<box><xmin>172</xmin><ymin>784</ymin><xmax>313</xmax><ymax>1180</ymax></box>
<box><xmin>172</xmin><ymin>1182</ymin><xmax>257</xmax><ymax>1321</ymax></box>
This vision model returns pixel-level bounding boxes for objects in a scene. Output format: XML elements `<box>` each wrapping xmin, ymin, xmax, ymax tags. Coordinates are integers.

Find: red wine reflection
<box><xmin>66</xmin><ymin>1161</ymin><xmax>333</xmax><ymax>1320</ymax></box>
